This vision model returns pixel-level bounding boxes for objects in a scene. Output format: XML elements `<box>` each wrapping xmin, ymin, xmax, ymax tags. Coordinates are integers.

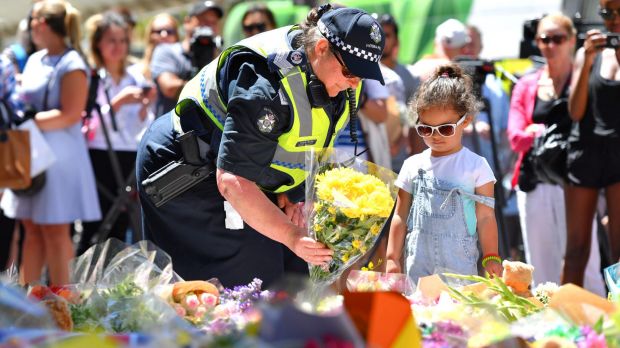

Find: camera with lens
<box><xmin>605</xmin><ymin>33</ymin><xmax>620</xmax><ymax>48</ymax></box>
<box><xmin>189</xmin><ymin>26</ymin><xmax>221</xmax><ymax>77</ymax></box>
<box><xmin>454</xmin><ymin>56</ymin><xmax>496</xmax><ymax>98</ymax></box>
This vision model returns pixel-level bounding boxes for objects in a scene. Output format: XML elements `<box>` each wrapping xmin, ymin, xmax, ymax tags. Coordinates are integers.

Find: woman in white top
<box><xmin>78</xmin><ymin>12</ymin><xmax>155</xmax><ymax>254</ymax></box>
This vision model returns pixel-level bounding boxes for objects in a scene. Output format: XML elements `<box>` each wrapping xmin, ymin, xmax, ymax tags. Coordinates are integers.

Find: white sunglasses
<box><xmin>414</xmin><ymin>114</ymin><xmax>467</xmax><ymax>137</ymax></box>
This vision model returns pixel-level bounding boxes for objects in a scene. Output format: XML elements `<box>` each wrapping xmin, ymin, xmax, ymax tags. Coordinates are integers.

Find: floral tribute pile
<box><xmin>2</xmin><ymin>243</ymin><xmax>620</xmax><ymax>347</ymax></box>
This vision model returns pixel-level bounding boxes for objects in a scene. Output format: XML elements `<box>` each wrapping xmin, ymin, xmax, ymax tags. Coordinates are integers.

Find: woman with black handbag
<box><xmin>507</xmin><ymin>13</ymin><xmax>605</xmax><ymax>294</ymax></box>
<box><xmin>0</xmin><ymin>0</ymin><xmax>100</xmax><ymax>286</ymax></box>
<box><xmin>565</xmin><ymin>0</ymin><xmax>620</xmax><ymax>287</ymax></box>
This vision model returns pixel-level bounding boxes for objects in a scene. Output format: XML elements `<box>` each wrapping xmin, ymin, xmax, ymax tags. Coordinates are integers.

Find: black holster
<box><xmin>141</xmin><ymin>131</ymin><xmax>214</xmax><ymax>207</ymax></box>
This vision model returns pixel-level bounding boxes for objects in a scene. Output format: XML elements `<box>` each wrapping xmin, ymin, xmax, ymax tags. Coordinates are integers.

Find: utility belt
<box><xmin>141</xmin><ymin>130</ymin><xmax>214</xmax><ymax>208</ymax></box>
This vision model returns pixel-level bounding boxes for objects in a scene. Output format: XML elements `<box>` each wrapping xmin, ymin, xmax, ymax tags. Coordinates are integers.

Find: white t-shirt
<box><xmin>396</xmin><ymin>147</ymin><xmax>496</xmax><ymax>235</ymax></box>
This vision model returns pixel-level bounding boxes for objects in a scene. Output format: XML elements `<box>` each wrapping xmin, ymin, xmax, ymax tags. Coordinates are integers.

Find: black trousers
<box><xmin>136</xmin><ymin>111</ymin><xmax>306</xmax><ymax>288</ymax></box>
<box><xmin>78</xmin><ymin>149</ymin><xmax>137</xmax><ymax>255</ymax></box>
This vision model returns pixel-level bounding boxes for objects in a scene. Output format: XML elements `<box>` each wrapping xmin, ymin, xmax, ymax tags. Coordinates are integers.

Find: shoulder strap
<box><xmin>43</xmin><ymin>48</ymin><xmax>73</xmax><ymax>110</ymax></box>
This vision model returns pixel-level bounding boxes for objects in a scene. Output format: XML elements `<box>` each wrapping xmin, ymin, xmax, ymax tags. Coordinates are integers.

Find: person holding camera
<box><xmin>0</xmin><ymin>0</ymin><xmax>100</xmax><ymax>286</ymax></box>
<box><xmin>136</xmin><ymin>6</ymin><xmax>386</xmax><ymax>287</ymax></box>
<box><xmin>508</xmin><ymin>13</ymin><xmax>604</xmax><ymax>293</ymax></box>
<box><xmin>565</xmin><ymin>0</ymin><xmax>620</xmax><ymax>287</ymax></box>
<box><xmin>77</xmin><ymin>12</ymin><xmax>156</xmax><ymax>255</ymax></box>
<box><xmin>150</xmin><ymin>1</ymin><xmax>223</xmax><ymax>117</ymax></box>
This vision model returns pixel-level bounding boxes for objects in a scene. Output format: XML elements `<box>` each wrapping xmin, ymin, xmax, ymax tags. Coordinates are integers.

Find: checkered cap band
<box><xmin>317</xmin><ymin>20</ymin><xmax>381</xmax><ymax>63</ymax></box>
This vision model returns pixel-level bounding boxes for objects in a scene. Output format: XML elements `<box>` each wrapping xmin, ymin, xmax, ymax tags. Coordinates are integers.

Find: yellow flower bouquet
<box><xmin>305</xmin><ymin>149</ymin><xmax>398</xmax><ymax>285</ymax></box>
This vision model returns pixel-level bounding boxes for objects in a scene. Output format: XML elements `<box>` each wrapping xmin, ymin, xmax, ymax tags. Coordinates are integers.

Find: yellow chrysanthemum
<box><xmin>352</xmin><ymin>240</ymin><xmax>362</xmax><ymax>249</ymax></box>
<box><xmin>315</xmin><ymin>167</ymin><xmax>394</xmax><ymax>219</ymax></box>
<box><xmin>370</xmin><ymin>224</ymin><xmax>381</xmax><ymax>236</ymax></box>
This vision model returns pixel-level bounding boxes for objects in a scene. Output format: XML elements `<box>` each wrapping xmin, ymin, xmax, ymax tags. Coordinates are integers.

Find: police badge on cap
<box><xmin>318</xmin><ymin>8</ymin><xmax>386</xmax><ymax>84</ymax></box>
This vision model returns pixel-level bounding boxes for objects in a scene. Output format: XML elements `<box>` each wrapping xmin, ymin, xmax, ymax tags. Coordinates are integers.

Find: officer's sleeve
<box><xmin>216</xmin><ymin>50</ymin><xmax>290</xmax><ymax>183</ymax></box>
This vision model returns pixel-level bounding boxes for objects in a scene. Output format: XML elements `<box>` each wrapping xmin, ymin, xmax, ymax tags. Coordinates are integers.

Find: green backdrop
<box><xmin>222</xmin><ymin>0</ymin><xmax>474</xmax><ymax>65</ymax></box>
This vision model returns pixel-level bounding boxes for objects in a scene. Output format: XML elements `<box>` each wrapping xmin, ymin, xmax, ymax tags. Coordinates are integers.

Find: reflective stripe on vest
<box><xmin>174</xmin><ymin>26</ymin><xmax>361</xmax><ymax>193</ymax></box>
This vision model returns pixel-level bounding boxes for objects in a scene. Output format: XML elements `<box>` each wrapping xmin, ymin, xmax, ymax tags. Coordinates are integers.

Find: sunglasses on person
<box><xmin>243</xmin><ymin>23</ymin><xmax>267</xmax><ymax>33</ymax></box>
<box><xmin>599</xmin><ymin>7</ymin><xmax>620</xmax><ymax>21</ymax></box>
<box><xmin>414</xmin><ymin>113</ymin><xmax>467</xmax><ymax>137</ymax></box>
<box><xmin>151</xmin><ymin>28</ymin><xmax>177</xmax><ymax>36</ymax></box>
<box><xmin>536</xmin><ymin>34</ymin><xmax>568</xmax><ymax>45</ymax></box>
<box><xmin>329</xmin><ymin>45</ymin><xmax>358</xmax><ymax>79</ymax></box>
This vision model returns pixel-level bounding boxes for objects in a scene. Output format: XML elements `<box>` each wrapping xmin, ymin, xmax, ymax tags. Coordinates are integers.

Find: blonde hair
<box><xmin>85</xmin><ymin>12</ymin><xmax>130</xmax><ymax>73</ymax></box>
<box><xmin>537</xmin><ymin>12</ymin><xmax>577</xmax><ymax>38</ymax></box>
<box><xmin>36</xmin><ymin>0</ymin><xmax>83</xmax><ymax>55</ymax></box>
<box><xmin>142</xmin><ymin>13</ymin><xmax>179</xmax><ymax>79</ymax></box>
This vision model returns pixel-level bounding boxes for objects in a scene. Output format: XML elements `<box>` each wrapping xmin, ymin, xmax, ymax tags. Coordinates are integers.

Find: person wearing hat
<box><xmin>136</xmin><ymin>5</ymin><xmax>386</xmax><ymax>287</ymax></box>
<box><xmin>150</xmin><ymin>1</ymin><xmax>224</xmax><ymax>117</ymax></box>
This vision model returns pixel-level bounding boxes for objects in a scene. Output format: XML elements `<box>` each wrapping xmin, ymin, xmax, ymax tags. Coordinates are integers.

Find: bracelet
<box><xmin>481</xmin><ymin>254</ymin><xmax>502</xmax><ymax>268</ymax></box>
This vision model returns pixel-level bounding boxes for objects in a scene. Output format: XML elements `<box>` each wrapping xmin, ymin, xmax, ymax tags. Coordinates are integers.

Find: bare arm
<box><xmin>386</xmin><ymin>189</ymin><xmax>412</xmax><ymax>273</ymax></box>
<box><xmin>35</xmin><ymin>70</ymin><xmax>87</xmax><ymax>131</ymax></box>
<box><xmin>475</xmin><ymin>181</ymin><xmax>502</xmax><ymax>277</ymax></box>
<box><xmin>569</xmin><ymin>30</ymin><xmax>606</xmax><ymax>121</ymax></box>
<box><xmin>216</xmin><ymin>168</ymin><xmax>332</xmax><ymax>265</ymax></box>
<box><xmin>156</xmin><ymin>71</ymin><xmax>186</xmax><ymax>99</ymax></box>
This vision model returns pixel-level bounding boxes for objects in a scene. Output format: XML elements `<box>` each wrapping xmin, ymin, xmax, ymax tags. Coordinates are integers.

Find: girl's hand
<box><xmin>484</xmin><ymin>260</ymin><xmax>503</xmax><ymax>278</ymax></box>
<box><xmin>385</xmin><ymin>259</ymin><xmax>401</xmax><ymax>274</ymax></box>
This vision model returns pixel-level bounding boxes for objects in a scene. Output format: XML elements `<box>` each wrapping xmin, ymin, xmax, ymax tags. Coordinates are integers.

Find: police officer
<box><xmin>136</xmin><ymin>5</ymin><xmax>386</xmax><ymax>287</ymax></box>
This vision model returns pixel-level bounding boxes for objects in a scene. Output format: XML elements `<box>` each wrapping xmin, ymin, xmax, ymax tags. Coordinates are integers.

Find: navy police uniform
<box><xmin>136</xmin><ymin>8</ymin><xmax>384</xmax><ymax>288</ymax></box>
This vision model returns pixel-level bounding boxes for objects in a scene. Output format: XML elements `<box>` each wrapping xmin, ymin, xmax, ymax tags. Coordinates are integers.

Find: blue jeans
<box><xmin>405</xmin><ymin>169</ymin><xmax>495</xmax><ymax>284</ymax></box>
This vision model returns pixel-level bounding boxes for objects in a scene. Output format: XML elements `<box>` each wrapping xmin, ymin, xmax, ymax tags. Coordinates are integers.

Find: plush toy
<box><xmin>501</xmin><ymin>260</ymin><xmax>534</xmax><ymax>297</ymax></box>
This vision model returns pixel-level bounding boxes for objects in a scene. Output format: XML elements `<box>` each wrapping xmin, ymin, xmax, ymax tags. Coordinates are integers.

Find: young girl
<box><xmin>386</xmin><ymin>64</ymin><xmax>502</xmax><ymax>283</ymax></box>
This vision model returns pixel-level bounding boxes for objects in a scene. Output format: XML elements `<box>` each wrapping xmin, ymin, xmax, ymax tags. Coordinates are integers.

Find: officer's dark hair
<box><xmin>86</xmin><ymin>11</ymin><xmax>129</xmax><ymax>70</ymax></box>
<box><xmin>411</xmin><ymin>63</ymin><xmax>479</xmax><ymax>123</ymax></box>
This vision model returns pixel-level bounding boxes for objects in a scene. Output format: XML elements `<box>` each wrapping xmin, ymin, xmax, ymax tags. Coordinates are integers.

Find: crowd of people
<box><xmin>0</xmin><ymin>0</ymin><xmax>617</xmax><ymax>296</ymax></box>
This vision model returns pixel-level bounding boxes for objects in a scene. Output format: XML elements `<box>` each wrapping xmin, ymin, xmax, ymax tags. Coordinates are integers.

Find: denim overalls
<box><xmin>405</xmin><ymin>169</ymin><xmax>495</xmax><ymax>284</ymax></box>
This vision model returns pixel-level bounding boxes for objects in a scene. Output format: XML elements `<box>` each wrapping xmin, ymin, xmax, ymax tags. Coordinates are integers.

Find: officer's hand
<box><xmin>291</xmin><ymin>234</ymin><xmax>333</xmax><ymax>266</ymax></box>
<box><xmin>278</xmin><ymin>194</ymin><xmax>306</xmax><ymax>228</ymax></box>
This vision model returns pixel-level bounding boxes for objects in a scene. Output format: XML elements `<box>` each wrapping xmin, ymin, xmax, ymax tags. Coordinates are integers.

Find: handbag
<box><xmin>0</xmin><ymin>100</ymin><xmax>31</xmax><ymax>189</ymax></box>
<box><xmin>530</xmin><ymin>123</ymin><xmax>568</xmax><ymax>186</ymax></box>
<box><xmin>517</xmin><ymin>149</ymin><xmax>539</xmax><ymax>192</ymax></box>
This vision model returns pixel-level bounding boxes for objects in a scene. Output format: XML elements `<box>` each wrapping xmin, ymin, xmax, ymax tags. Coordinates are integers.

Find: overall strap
<box><xmin>440</xmin><ymin>188</ymin><xmax>495</xmax><ymax>210</ymax></box>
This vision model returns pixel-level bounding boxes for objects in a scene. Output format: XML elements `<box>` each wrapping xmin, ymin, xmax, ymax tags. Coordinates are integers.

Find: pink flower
<box><xmin>183</xmin><ymin>294</ymin><xmax>200</xmax><ymax>312</ymax></box>
<box><xmin>194</xmin><ymin>305</ymin><xmax>208</xmax><ymax>319</ymax></box>
<box><xmin>173</xmin><ymin>303</ymin><xmax>186</xmax><ymax>317</ymax></box>
<box><xmin>200</xmin><ymin>293</ymin><xmax>218</xmax><ymax>308</ymax></box>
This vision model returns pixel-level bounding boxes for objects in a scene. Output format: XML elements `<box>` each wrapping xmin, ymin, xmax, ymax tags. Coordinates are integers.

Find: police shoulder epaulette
<box><xmin>267</xmin><ymin>50</ymin><xmax>307</xmax><ymax>73</ymax></box>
